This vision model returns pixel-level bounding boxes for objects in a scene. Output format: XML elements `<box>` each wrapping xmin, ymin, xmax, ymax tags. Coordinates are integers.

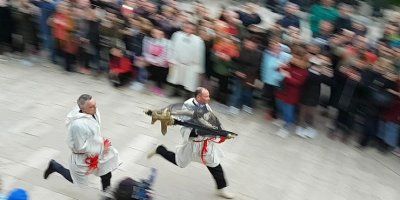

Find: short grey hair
<box><xmin>77</xmin><ymin>94</ymin><xmax>92</xmax><ymax>110</ymax></box>
<box><xmin>194</xmin><ymin>87</ymin><xmax>207</xmax><ymax>98</ymax></box>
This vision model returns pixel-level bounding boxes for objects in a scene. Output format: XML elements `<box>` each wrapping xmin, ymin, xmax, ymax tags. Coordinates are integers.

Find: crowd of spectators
<box><xmin>0</xmin><ymin>0</ymin><xmax>399</xmax><ymax>158</ymax></box>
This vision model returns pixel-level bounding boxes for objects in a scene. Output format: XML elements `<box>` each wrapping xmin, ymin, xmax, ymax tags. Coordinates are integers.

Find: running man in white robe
<box><xmin>44</xmin><ymin>94</ymin><xmax>119</xmax><ymax>191</ymax></box>
<box><xmin>147</xmin><ymin>88</ymin><xmax>235</xmax><ymax>199</ymax></box>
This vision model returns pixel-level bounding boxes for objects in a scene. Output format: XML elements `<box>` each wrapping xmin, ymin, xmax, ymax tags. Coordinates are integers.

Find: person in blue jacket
<box><xmin>260</xmin><ymin>37</ymin><xmax>292</xmax><ymax>119</ymax></box>
<box><xmin>31</xmin><ymin>0</ymin><xmax>62</xmax><ymax>63</ymax></box>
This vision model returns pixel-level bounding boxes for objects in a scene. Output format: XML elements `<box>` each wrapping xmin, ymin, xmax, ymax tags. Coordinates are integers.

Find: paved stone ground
<box><xmin>1</xmin><ymin>53</ymin><xmax>400</xmax><ymax>200</ymax></box>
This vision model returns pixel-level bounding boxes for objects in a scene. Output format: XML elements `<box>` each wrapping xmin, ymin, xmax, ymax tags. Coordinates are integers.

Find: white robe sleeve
<box><xmin>196</xmin><ymin>38</ymin><xmax>206</xmax><ymax>74</ymax></box>
<box><xmin>169</xmin><ymin>32</ymin><xmax>179</xmax><ymax>65</ymax></box>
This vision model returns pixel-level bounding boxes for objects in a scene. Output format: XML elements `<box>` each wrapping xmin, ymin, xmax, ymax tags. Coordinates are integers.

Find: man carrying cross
<box><xmin>147</xmin><ymin>87</ymin><xmax>235</xmax><ymax>199</ymax></box>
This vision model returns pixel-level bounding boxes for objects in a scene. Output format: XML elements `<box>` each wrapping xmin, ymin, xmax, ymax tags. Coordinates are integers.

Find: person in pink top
<box><xmin>143</xmin><ymin>27</ymin><xmax>171</xmax><ymax>96</ymax></box>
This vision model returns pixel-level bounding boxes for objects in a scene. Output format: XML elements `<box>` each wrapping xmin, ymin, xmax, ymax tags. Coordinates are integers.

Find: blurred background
<box><xmin>0</xmin><ymin>0</ymin><xmax>400</xmax><ymax>199</ymax></box>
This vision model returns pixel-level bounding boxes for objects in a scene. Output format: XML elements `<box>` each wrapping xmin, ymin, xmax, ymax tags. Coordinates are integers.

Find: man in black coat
<box><xmin>229</xmin><ymin>36</ymin><xmax>263</xmax><ymax>114</ymax></box>
<box><xmin>277</xmin><ymin>2</ymin><xmax>301</xmax><ymax>29</ymax></box>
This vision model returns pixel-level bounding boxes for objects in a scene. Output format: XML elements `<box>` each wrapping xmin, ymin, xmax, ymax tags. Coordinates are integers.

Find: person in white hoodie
<box><xmin>43</xmin><ymin>94</ymin><xmax>119</xmax><ymax>191</ymax></box>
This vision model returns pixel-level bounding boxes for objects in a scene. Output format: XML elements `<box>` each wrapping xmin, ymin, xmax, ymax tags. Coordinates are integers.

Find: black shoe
<box><xmin>355</xmin><ymin>144</ymin><xmax>367</xmax><ymax>150</ymax></box>
<box><xmin>378</xmin><ymin>143</ymin><xmax>390</xmax><ymax>154</ymax></box>
<box><xmin>44</xmin><ymin>159</ymin><xmax>55</xmax><ymax>179</ymax></box>
<box><xmin>168</xmin><ymin>91</ymin><xmax>181</xmax><ymax>97</ymax></box>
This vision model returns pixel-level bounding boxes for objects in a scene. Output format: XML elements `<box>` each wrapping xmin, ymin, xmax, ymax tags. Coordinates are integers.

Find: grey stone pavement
<box><xmin>1</xmin><ymin>55</ymin><xmax>400</xmax><ymax>200</ymax></box>
<box><xmin>1</xmin><ymin>1</ymin><xmax>400</xmax><ymax>200</ymax></box>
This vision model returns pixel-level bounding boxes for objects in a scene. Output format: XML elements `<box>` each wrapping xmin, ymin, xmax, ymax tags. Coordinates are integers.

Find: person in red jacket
<box><xmin>275</xmin><ymin>44</ymin><xmax>309</xmax><ymax>138</ymax></box>
<box><xmin>109</xmin><ymin>47</ymin><xmax>133</xmax><ymax>87</ymax></box>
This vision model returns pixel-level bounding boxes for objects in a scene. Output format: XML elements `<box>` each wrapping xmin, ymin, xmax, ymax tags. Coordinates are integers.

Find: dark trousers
<box><xmin>78</xmin><ymin>47</ymin><xmax>90</xmax><ymax>68</ymax></box>
<box><xmin>148</xmin><ymin>65</ymin><xmax>169</xmax><ymax>88</ymax></box>
<box><xmin>359</xmin><ymin>114</ymin><xmax>379</xmax><ymax>147</ymax></box>
<box><xmin>156</xmin><ymin>145</ymin><xmax>227</xmax><ymax>189</ymax></box>
<box><xmin>51</xmin><ymin>160</ymin><xmax>112</xmax><ymax>191</ymax></box>
<box><xmin>109</xmin><ymin>72</ymin><xmax>132</xmax><ymax>87</ymax></box>
<box><xmin>78</xmin><ymin>45</ymin><xmax>101</xmax><ymax>71</ymax></box>
<box><xmin>169</xmin><ymin>84</ymin><xmax>192</xmax><ymax>99</ymax></box>
<box><xmin>263</xmin><ymin>84</ymin><xmax>277</xmax><ymax>117</ymax></box>
<box><xmin>51</xmin><ymin>160</ymin><xmax>73</xmax><ymax>183</ymax></box>
<box><xmin>64</xmin><ymin>52</ymin><xmax>75</xmax><ymax>72</ymax></box>
<box><xmin>334</xmin><ymin>109</ymin><xmax>354</xmax><ymax>135</ymax></box>
<box><xmin>214</xmin><ymin>73</ymin><xmax>230</xmax><ymax>104</ymax></box>
<box><xmin>229</xmin><ymin>78</ymin><xmax>254</xmax><ymax>108</ymax></box>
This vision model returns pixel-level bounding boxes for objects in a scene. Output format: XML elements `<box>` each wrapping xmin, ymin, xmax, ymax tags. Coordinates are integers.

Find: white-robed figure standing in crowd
<box><xmin>147</xmin><ymin>87</ymin><xmax>235</xmax><ymax>199</ymax></box>
<box><xmin>167</xmin><ymin>21</ymin><xmax>205</xmax><ymax>98</ymax></box>
<box><xmin>44</xmin><ymin>94</ymin><xmax>119</xmax><ymax>191</ymax></box>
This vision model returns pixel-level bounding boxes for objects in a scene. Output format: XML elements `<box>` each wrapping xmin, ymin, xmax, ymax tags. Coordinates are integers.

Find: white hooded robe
<box><xmin>167</xmin><ymin>31</ymin><xmax>205</xmax><ymax>92</ymax></box>
<box><xmin>66</xmin><ymin>106</ymin><xmax>119</xmax><ymax>186</ymax></box>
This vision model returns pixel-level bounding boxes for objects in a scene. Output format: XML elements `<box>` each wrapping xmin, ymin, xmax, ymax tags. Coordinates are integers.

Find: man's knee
<box><xmin>156</xmin><ymin>145</ymin><xmax>167</xmax><ymax>154</ymax></box>
<box><xmin>101</xmin><ymin>172</ymin><xmax>112</xmax><ymax>180</ymax></box>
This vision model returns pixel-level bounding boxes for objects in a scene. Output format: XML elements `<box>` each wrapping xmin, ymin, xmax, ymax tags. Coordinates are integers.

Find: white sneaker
<box><xmin>272</xmin><ymin>119</ymin><xmax>285</xmax><ymax>128</ymax></box>
<box><xmin>21</xmin><ymin>59</ymin><xmax>33</xmax><ymax>67</ymax></box>
<box><xmin>229</xmin><ymin>106</ymin><xmax>240</xmax><ymax>115</ymax></box>
<box><xmin>30</xmin><ymin>56</ymin><xmax>39</xmax><ymax>63</ymax></box>
<box><xmin>147</xmin><ymin>146</ymin><xmax>158</xmax><ymax>159</ymax></box>
<box><xmin>130</xmin><ymin>82</ymin><xmax>145</xmax><ymax>91</ymax></box>
<box><xmin>392</xmin><ymin>148</ymin><xmax>400</xmax><ymax>157</ymax></box>
<box><xmin>277</xmin><ymin>128</ymin><xmax>290</xmax><ymax>138</ymax></box>
<box><xmin>242</xmin><ymin>105</ymin><xmax>253</xmax><ymax>114</ymax></box>
<box><xmin>304</xmin><ymin>127</ymin><xmax>318</xmax><ymax>138</ymax></box>
<box><xmin>296</xmin><ymin>126</ymin><xmax>307</xmax><ymax>138</ymax></box>
<box><xmin>217</xmin><ymin>188</ymin><xmax>235</xmax><ymax>199</ymax></box>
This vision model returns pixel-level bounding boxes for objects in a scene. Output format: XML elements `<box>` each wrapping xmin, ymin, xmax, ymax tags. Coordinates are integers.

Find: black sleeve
<box><xmin>252</xmin><ymin>14</ymin><xmax>262</xmax><ymax>25</ymax></box>
<box><xmin>90</xmin><ymin>0</ymin><xmax>120</xmax><ymax>11</ymax></box>
<box><xmin>189</xmin><ymin>129</ymin><xmax>197</xmax><ymax>138</ymax></box>
<box><xmin>320</xmin><ymin>74</ymin><xmax>334</xmax><ymax>86</ymax></box>
<box><xmin>385</xmin><ymin>79</ymin><xmax>398</xmax><ymax>91</ymax></box>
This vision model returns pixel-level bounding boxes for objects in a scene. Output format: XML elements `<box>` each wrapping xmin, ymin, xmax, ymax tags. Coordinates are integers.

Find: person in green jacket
<box><xmin>309</xmin><ymin>0</ymin><xmax>339</xmax><ymax>37</ymax></box>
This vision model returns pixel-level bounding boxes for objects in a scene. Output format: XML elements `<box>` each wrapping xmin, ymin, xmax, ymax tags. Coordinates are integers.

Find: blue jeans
<box><xmin>276</xmin><ymin>99</ymin><xmax>296</xmax><ymax>127</ymax></box>
<box><xmin>41</xmin><ymin>28</ymin><xmax>56</xmax><ymax>62</ymax></box>
<box><xmin>229</xmin><ymin>78</ymin><xmax>253</xmax><ymax>108</ymax></box>
<box><xmin>377</xmin><ymin>121</ymin><xmax>400</xmax><ymax>147</ymax></box>
<box><xmin>136</xmin><ymin>67</ymin><xmax>148</xmax><ymax>83</ymax></box>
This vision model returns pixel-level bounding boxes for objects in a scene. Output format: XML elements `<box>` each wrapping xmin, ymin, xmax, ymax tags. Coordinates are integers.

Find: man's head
<box><xmin>77</xmin><ymin>94</ymin><xmax>97</xmax><ymax>115</ymax></box>
<box><xmin>319</xmin><ymin>20</ymin><xmax>334</xmax><ymax>34</ymax></box>
<box><xmin>285</xmin><ymin>2</ymin><xmax>299</xmax><ymax>15</ymax></box>
<box><xmin>0</xmin><ymin>0</ymin><xmax>8</xmax><ymax>7</ymax></box>
<box><xmin>338</xmin><ymin>3</ymin><xmax>352</xmax><ymax>17</ymax></box>
<box><xmin>151</xmin><ymin>27</ymin><xmax>165</xmax><ymax>39</ymax></box>
<box><xmin>291</xmin><ymin>43</ymin><xmax>309</xmax><ymax>69</ymax></box>
<box><xmin>243</xmin><ymin>36</ymin><xmax>259</xmax><ymax>50</ymax></box>
<box><xmin>354</xmin><ymin>35</ymin><xmax>369</xmax><ymax>51</ymax></box>
<box><xmin>110</xmin><ymin>47</ymin><xmax>123</xmax><ymax>57</ymax></box>
<box><xmin>268</xmin><ymin>37</ymin><xmax>281</xmax><ymax>54</ymax></box>
<box><xmin>321</xmin><ymin>0</ymin><xmax>334</xmax><ymax>7</ymax></box>
<box><xmin>183</xmin><ymin>21</ymin><xmax>197</xmax><ymax>35</ymax></box>
<box><xmin>194</xmin><ymin>87</ymin><xmax>210</xmax><ymax>105</ymax></box>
